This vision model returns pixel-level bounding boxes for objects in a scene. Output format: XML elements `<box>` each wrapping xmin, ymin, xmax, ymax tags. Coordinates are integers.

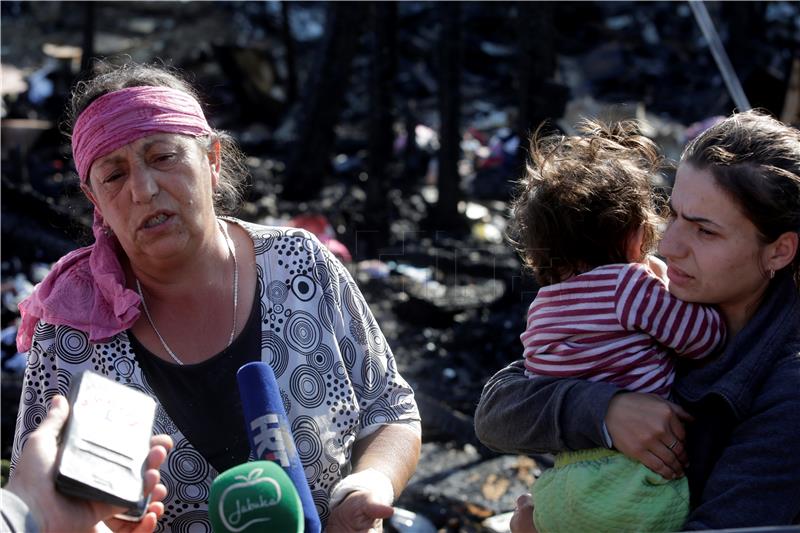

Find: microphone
<box><xmin>237</xmin><ymin>362</ymin><xmax>322</xmax><ymax>533</ymax></box>
<box><xmin>209</xmin><ymin>461</ymin><xmax>303</xmax><ymax>533</ymax></box>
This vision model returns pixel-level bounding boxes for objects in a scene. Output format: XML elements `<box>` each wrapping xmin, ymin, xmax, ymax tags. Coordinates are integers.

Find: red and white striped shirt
<box><xmin>522</xmin><ymin>262</ymin><xmax>725</xmax><ymax>398</ymax></box>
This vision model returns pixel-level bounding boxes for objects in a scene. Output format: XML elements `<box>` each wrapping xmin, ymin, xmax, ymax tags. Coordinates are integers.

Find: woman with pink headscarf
<box><xmin>11</xmin><ymin>62</ymin><xmax>421</xmax><ymax>533</ymax></box>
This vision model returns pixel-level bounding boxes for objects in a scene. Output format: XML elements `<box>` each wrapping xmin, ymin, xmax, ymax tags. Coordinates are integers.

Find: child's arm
<box><xmin>614</xmin><ymin>263</ymin><xmax>726</xmax><ymax>359</ymax></box>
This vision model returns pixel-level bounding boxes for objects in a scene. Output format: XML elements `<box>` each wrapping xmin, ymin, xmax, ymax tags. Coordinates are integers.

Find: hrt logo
<box><xmin>250</xmin><ymin>413</ymin><xmax>290</xmax><ymax>467</ymax></box>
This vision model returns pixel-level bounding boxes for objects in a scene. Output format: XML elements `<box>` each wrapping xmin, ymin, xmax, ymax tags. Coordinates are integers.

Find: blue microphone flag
<box><xmin>237</xmin><ymin>361</ymin><xmax>321</xmax><ymax>533</ymax></box>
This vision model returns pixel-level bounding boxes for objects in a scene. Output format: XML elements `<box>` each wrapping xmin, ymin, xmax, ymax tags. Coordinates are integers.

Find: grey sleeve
<box><xmin>1</xmin><ymin>489</ymin><xmax>40</xmax><ymax>533</ymax></box>
<box><xmin>474</xmin><ymin>360</ymin><xmax>621</xmax><ymax>454</ymax></box>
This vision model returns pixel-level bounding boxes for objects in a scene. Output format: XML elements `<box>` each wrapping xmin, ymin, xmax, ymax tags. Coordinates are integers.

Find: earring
<box><xmin>769</xmin><ymin>268</ymin><xmax>775</xmax><ymax>279</ymax></box>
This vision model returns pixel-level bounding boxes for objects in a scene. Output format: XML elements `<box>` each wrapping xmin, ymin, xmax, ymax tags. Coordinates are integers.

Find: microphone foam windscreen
<box><xmin>209</xmin><ymin>460</ymin><xmax>304</xmax><ymax>533</ymax></box>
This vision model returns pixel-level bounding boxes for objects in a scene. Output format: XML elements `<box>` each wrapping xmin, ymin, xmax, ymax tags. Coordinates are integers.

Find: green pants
<box><xmin>532</xmin><ymin>448</ymin><xmax>689</xmax><ymax>533</ymax></box>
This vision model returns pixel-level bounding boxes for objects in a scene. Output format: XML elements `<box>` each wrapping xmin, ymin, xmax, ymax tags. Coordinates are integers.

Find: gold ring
<box><xmin>668</xmin><ymin>439</ymin><xmax>678</xmax><ymax>450</ymax></box>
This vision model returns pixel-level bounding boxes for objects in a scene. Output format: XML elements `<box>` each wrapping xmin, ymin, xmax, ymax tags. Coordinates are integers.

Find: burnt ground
<box><xmin>2</xmin><ymin>2</ymin><xmax>798</xmax><ymax>531</ymax></box>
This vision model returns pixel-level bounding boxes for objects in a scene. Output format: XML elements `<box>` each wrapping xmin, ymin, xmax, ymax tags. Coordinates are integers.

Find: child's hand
<box><xmin>645</xmin><ymin>255</ymin><xmax>669</xmax><ymax>286</ymax></box>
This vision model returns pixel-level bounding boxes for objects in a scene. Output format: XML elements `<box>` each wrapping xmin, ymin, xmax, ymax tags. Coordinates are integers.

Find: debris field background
<box><xmin>1</xmin><ymin>2</ymin><xmax>798</xmax><ymax>531</ymax></box>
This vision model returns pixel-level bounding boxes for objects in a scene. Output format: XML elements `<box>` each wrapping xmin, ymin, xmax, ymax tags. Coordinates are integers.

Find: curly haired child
<box><xmin>510</xmin><ymin>120</ymin><xmax>726</xmax><ymax>533</ymax></box>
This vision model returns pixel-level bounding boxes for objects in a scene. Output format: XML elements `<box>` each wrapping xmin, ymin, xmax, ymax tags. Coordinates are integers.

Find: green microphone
<box><xmin>209</xmin><ymin>461</ymin><xmax>304</xmax><ymax>533</ymax></box>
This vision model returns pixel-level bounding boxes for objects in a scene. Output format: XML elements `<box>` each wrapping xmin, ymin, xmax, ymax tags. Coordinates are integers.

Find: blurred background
<box><xmin>2</xmin><ymin>2</ymin><xmax>799</xmax><ymax>531</ymax></box>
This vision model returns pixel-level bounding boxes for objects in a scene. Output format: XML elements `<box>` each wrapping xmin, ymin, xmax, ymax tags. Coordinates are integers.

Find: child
<box><xmin>510</xmin><ymin>121</ymin><xmax>725</xmax><ymax>533</ymax></box>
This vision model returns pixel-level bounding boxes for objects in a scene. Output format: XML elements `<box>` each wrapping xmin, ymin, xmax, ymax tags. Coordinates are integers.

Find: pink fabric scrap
<box><xmin>289</xmin><ymin>214</ymin><xmax>352</xmax><ymax>262</ymax></box>
<box><xmin>16</xmin><ymin>85</ymin><xmax>213</xmax><ymax>353</ymax></box>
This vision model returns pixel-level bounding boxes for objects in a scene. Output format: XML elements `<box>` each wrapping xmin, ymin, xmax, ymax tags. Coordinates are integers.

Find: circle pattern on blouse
<box><xmin>262</xmin><ymin>331</ymin><xmax>289</xmax><ymax>378</ymax></box>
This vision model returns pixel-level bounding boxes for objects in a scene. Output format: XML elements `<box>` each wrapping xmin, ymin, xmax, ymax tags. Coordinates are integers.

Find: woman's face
<box><xmin>83</xmin><ymin>133</ymin><xmax>220</xmax><ymax>267</ymax></box>
<box><xmin>658</xmin><ymin>164</ymin><xmax>771</xmax><ymax>325</ymax></box>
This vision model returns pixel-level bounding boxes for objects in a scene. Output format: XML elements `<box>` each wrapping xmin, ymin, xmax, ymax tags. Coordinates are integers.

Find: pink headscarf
<box><xmin>16</xmin><ymin>86</ymin><xmax>213</xmax><ymax>352</ymax></box>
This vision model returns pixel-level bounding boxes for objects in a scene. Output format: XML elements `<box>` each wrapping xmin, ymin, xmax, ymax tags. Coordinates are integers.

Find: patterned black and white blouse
<box><xmin>11</xmin><ymin>219</ymin><xmax>421</xmax><ymax>532</ymax></box>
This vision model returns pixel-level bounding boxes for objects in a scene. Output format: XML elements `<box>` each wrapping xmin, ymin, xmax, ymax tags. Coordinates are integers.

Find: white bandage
<box><xmin>328</xmin><ymin>468</ymin><xmax>395</xmax><ymax>510</ymax></box>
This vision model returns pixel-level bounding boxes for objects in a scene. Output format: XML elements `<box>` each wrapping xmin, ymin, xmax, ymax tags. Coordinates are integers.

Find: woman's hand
<box><xmin>325</xmin><ymin>491</ymin><xmax>394</xmax><ymax>533</ymax></box>
<box><xmin>605</xmin><ymin>392</ymin><xmax>693</xmax><ymax>479</ymax></box>
<box><xmin>326</xmin><ymin>425</ymin><xmax>419</xmax><ymax>532</ymax></box>
<box><xmin>509</xmin><ymin>493</ymin><xmax>538</xmax><ymax>533</ymax></box>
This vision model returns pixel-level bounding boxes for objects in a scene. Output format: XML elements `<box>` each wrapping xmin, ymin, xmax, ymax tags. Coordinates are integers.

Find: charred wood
<box><xmin>280</xmin><ymin>1</ymin><xmax>298</xmax><ymax>105</ymax></box>
<box><xmin>283</xmin><ymin>2</ymin><xmax>368</xmax><ymax>201</ymax></box>
<box><xmin>363</xmin><ymin>2</ymin><xmax>398</xmax><ymax>257</ymax></box>
<box><xmin>80</xmin><ymin>1</ymin><xmax>95</xmax><ymax>75</ymax></box>
<box><xmin>515</xmin><ymin>2</ymin><xmax>568</xmax><ymax>158</ymax></box>
<box><xmin>431</xmin><ymin>2</ymin><xmax>462</xmax><ymax>230</ymax></box>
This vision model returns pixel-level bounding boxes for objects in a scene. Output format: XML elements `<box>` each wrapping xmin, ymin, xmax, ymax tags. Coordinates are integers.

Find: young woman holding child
<box><xmin>475</xmin><ymin>110</ymin><xmax>800</xmax><ymax>531</ymax></box>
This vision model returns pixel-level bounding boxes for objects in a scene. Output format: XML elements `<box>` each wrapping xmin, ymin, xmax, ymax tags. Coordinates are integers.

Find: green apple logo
<box><xmin>219</xmin><ymin>467</ymin><xmax>282</xmax><ymax>532</ymax></box>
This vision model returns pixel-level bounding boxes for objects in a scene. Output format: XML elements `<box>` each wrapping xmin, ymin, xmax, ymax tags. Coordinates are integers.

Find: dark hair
<box><xmin>510</xmin><ymin>120</ymin><xmax>664</xmax><ymax>286</ymax></box>
<box><xmin>65</xmin><ymin>60</ymin><xmax>248</xmax><ymax>215</ymax></box>
<box><xmin>682</xmin><ymin>110</ymin><xmax>800</xmax><ymax>286</ymax></box>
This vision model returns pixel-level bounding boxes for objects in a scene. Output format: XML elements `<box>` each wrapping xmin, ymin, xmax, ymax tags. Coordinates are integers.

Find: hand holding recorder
<box><xmin>4</xmin><ymin>393</ymin><xmax>172</xmax><ymax>533</ymax></box>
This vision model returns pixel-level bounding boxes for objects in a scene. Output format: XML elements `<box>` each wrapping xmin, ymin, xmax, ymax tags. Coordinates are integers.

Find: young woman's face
<box><xmin>658</xmin><ymin>164</ymin><xmax>771</xmax><ymax>323</ymax></box>
<box><xmin>83</xmin><ymin>133</ymin><xmax>220</xmax><ymax>266</ymax></box>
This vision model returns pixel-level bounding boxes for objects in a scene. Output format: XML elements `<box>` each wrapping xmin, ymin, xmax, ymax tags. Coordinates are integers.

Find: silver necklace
<box><xmin>135</xmin><ymin>219</ymin><xmax>239</xmax><ymax>365</ymax></box>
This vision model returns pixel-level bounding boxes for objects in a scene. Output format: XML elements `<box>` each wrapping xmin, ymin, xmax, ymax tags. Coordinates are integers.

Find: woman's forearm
<box><xmin>474</xmin><ymin>361</ymin><xmax>619</xmax><ymax>454</ymax></box>
<box><xmin>326</xmin><ymin>424</ymin><xmax>420</xmax><ymax>531</ymax></box>
<box><xmin>350</xmin><ymin>423</ymin><xmax>421</xmax><ymax>497</ymax></box>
